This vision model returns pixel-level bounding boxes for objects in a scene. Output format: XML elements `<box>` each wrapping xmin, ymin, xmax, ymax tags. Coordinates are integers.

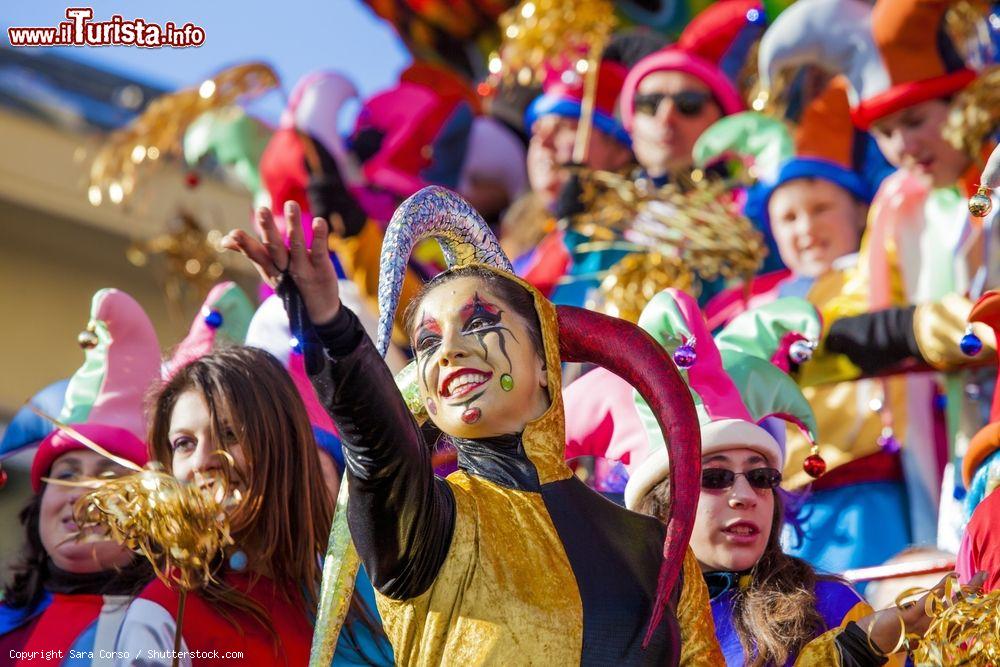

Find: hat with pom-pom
<box><xmin>163</xmin><ymin>282</ymin><xmax>254</xmax><ymax>380</ymax></box>
<box><xmin>624</xmin><ymin>289</ymin><xmax>820</xmax><ymax>509</ymax></box>
<box><xmin>758</xmin><ymin>0</ymin><xmax>977</xmax><ymax>131</ymax></box>
<box><xmin>30</xmin><ymin>289</ymin><xmax>159</xmax><ymax>492</ymax></box>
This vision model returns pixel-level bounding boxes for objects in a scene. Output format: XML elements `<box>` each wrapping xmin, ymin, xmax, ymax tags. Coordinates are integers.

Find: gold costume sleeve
<box><xmin>793</xmin><ymin>600</ymin><xmax>905</xmax><ymax>666</ymax></box>
<box><xmin>678</xmin><ymin>548</ymin><xmax>726</xmax><ymax>666</ymax></box>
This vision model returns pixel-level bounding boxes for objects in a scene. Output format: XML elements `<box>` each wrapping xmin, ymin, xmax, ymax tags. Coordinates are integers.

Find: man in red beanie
<box><xmin>620</xmin><ymin>1</ymin><xmax>761</xmax><ymax>185</ymax></box>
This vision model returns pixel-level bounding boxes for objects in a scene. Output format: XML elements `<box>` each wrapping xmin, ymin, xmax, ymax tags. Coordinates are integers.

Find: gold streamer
<box><xmin>66</xmin><ymin>465</ymin><xmax>240</xmax><ymax>592</ymax></box>
<box><xmin>871</xmin><ymin>574</ymin><xmax>1000</xmax><ymax>666</ymax></box>
<box><xmin>575</xmin><ymin>169</ymin><xmax>766</xmax><ymax>318</ymax></box>
<box><xmin>489</xmin><ymin>0</ymin><xmax>617</xmax><ymax>87</ymax></box>
<box><xmin>944</xmin><ymin>65</ymin><xmax>1000</xmax><ymax>158</ymax></box>
<box><xmin>88</xmin><ymin>62</ymin><xmax>279</xmax><ymax>205</ymax></box>
<box><xmin>907</xmin><ymin>584</ymin><xmax>1000</xmax><ymax>665</ymax></box>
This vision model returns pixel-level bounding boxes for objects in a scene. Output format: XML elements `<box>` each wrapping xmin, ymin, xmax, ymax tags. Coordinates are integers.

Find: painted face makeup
<box><xmin>412</xmin><ymin>276</ymin><xmax>550</xmax><ymax>439</ymax></box>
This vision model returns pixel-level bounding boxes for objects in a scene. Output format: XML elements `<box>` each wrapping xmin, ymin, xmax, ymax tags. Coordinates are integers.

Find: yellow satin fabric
<box><xmin>778</xmin><ymin>268</ymin><xmax>909</xmax><ymax>487</ymax></box>
<box><xmin>374</xmin><ymin>471</ymin><xmax>583</xmax><ymax>665</ymax></box>
<box><xmin>373</xmin><ymin>269</ymin><xmax>582</xmax><ymax>665</ymax></box>
<box><xmin>678</xmin><ymin>549</ymin><xmax>726</xmax><ymax>666</ymax></box>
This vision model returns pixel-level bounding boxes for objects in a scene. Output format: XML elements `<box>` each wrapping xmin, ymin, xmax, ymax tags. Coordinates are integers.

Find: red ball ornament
<box><xmin>803</xmin><ymin>454</ymin><xmax>827</xmax><ymax>478</ymax></box>
<box><xmin>0</xmin><ymin>467</ymin><xmax>7</xmax><ymax>489</ymax></box>
<box><xmin>184</xmin><ymin>171</ymin><xmax>201</xmax><ymax>188</ymax></box>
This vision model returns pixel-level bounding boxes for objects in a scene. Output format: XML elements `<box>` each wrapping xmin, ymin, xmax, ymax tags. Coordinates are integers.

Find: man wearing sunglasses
<box><xmin>618</xmin><ymin>2</ymin><xmax>756</xmax><ymax>185</ymax></box>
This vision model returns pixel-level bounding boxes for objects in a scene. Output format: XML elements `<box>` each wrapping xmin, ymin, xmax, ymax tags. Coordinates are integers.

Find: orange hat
<box><xmin>794</xmin><ymin>76</ymin><xmax>858</xmax><ymax>168</ymax></box>
<box><xmin>856</xmin><ymin>0</ymin><xmax>975</xmax><ymax>129</ymax></box>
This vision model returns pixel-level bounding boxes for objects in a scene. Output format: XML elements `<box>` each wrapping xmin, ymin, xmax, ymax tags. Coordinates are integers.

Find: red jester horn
<box><xmin>556</xmin><ymin>305</ymin><xmax>701</xmax><ymax>646</ymax></box>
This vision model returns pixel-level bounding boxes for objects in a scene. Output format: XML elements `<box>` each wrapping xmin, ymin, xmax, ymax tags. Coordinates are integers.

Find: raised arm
<box><xmin>223</xmin><ymin>203</ymin><xmax>455</xmax><ymax>599</ymax></box>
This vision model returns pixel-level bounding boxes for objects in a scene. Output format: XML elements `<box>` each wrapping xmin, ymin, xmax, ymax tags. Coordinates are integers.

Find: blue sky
<box><xmin>3</xmin><ymin>1</ymin><xmax>412</xmax><ymax>126</ymax></box>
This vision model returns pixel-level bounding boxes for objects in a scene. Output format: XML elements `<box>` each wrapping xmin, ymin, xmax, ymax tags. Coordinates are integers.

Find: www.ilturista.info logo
<box><xmin>8</xmin><ymin>8</ymin><xmax>206</xmax><ymax>48</ymax></box>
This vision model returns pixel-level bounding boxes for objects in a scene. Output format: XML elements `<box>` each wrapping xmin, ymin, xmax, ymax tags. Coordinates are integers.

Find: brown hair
<box><xmin>402</xmin><ymin>265</ymin><xmax>546</xmax><ymax>358</ymax></box>
<box><xmin>639</xmin><ymin>480</ymin><xmax>828</xmax><ymax>666</ymax></box>
<box><xmin>148</xmin><ymin>346</ymin><xmax>332</xmax><ymax>626</ymax></box>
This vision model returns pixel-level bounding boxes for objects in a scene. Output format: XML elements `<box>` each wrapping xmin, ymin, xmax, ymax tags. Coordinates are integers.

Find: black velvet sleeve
<box><xmin>834</xmin><ymin>622</ymin><xmax>890</xmax><ymax>666</ymax></box>
<box><xmin>279</xmin><ymin>282</ymin><xmax>456</xmax><ymax>600</ymax></box>
<box><xmin>824</xmin><ymin>306</ymin><xmax>923</xmax><ymax>375</ymax></box>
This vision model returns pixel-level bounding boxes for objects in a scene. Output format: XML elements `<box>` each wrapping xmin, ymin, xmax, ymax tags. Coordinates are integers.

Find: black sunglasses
<box><xmin>633</xmin><ymin>90</ymin><xmax>714</xmax><ymax>118</ymax></box>
<box><xmin>701</xmin><ymin>467</ymin><xmax>783</xmax><ymax>491</ymax></box>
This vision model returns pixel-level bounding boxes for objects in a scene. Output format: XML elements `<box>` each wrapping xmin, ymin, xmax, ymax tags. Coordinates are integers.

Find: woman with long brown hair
<box><xmin>624</xmin><ymin>289</ymin><xmax>949</xmax><ymax>666</ymax></box>
<box><xmin>114</xmin><ymin>346</ymin><xmax>392</xmax><ymax>664</ymax></box>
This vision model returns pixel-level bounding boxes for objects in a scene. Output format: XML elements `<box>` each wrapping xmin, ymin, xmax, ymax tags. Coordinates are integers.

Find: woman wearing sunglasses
<box><xmin>623</xmin><ymin>289</ymin><xmax>938</xmax><ymax>665</ymax></box>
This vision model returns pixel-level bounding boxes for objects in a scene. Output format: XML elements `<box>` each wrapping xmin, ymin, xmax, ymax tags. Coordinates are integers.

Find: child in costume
<box><xmin>623</xmin><ymin>289</ymin><xmax>920</xmax><ymax>666</ymax></box>
<box><xmin>757</xmin><ymin>0</ymin><xmax>1000</xmax><ymax>552</ymax></box>
<box><xmin>0</xmin><ymin>289</ymin><xmax>159</xmax><ymax>662</ymax></box>
<box><xmin>692</xmin><ymin>78</ymin><xmax>917</xmax><ymax>576</ymax></box>
<box><xmin>114</xmin><ymin>345</ymin><xmax>338</xmax><ymax>665</ymax></box>
<box><xmin>223</xmin><ymin>190</ymin><xmax>720</xmax><ymax>664</ymax></box>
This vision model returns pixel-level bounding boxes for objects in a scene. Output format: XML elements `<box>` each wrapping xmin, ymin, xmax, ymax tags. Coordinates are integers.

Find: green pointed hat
<box><xmin>165</xmin><ymin>281</ymin><xmax>254</xmax><ymax>378</ymax></box>
<box><xmin>625</xmin><ymin>289</ymin><xmax>819</xmax><ymax>508</ymax></box>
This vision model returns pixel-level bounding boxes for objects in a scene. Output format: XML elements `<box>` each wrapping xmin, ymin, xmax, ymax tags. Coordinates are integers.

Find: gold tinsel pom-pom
<box><xmin>491</xmin><ymin>0</ymin><xmax>617</xmax><ymax>85</ymax></box>
<box><xmin>905</xmin><ymin>581</ymin><xmax>1000</xmax><ymax>666</ymax></box>
<box><xmin>598</xmin><ymin>253</ymin><xmax>694</xmax><ymax>323</ymax></box>
<box><xmin>944</xmin><ymin>65</ymin><xmax>1000</xmax><ymax>158</ymax></box>
<box><xmin>574</xmin><ymin>169</ymin><xmax>767</xmax><ymax>318</ymax></box>
<box><xmin>70</xmin><ymin>466</ymin><xmax>241</xmax><ymax>591</ymax></box>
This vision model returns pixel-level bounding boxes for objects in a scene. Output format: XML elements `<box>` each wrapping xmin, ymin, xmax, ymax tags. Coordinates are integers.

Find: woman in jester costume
<box><xmin>623</xmin><ymin>289</ymin><xmax>948</xmax><ymax>665</ymax></box>
<box><xmin>223</xmin><ymin>187</ymin><xmax>718</xmax><ymax>665</ymax></box>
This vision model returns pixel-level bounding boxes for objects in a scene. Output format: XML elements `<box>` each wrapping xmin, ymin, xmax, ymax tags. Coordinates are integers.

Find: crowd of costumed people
<box><xmin>3</xmin><ymin>0</ymin><xmax>1000</xmax><ymax>665</ymax></box>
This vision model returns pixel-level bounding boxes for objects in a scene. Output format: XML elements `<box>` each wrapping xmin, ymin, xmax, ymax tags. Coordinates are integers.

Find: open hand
<box><xmin>222</xmin><ymin>201</ymin><xmax>341</xmax><ymax>325</ymax></box>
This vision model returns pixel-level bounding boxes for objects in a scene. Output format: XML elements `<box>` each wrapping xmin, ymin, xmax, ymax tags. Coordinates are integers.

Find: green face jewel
<box><xmin>500</xmin><ymin>373</ymin><xmax>514</xmax><ymax>392</ymax></box>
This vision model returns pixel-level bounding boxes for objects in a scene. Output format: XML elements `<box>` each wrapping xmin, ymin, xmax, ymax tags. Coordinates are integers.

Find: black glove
<box><xmin>553</xmin><ymin>168</ymin><xmax>586</xmax><ymax>221</ymax></box>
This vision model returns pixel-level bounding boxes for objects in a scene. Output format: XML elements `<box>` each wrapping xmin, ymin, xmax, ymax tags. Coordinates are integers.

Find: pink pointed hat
<box><xmin>32</xmin><ymin>289</ymin><xmax>160</xmax><ymax>491</ymax></box>
<box><xmin>164</xmin><ymin>282</ymin><xmax>255</xmax><ymax>379</ymax></box>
